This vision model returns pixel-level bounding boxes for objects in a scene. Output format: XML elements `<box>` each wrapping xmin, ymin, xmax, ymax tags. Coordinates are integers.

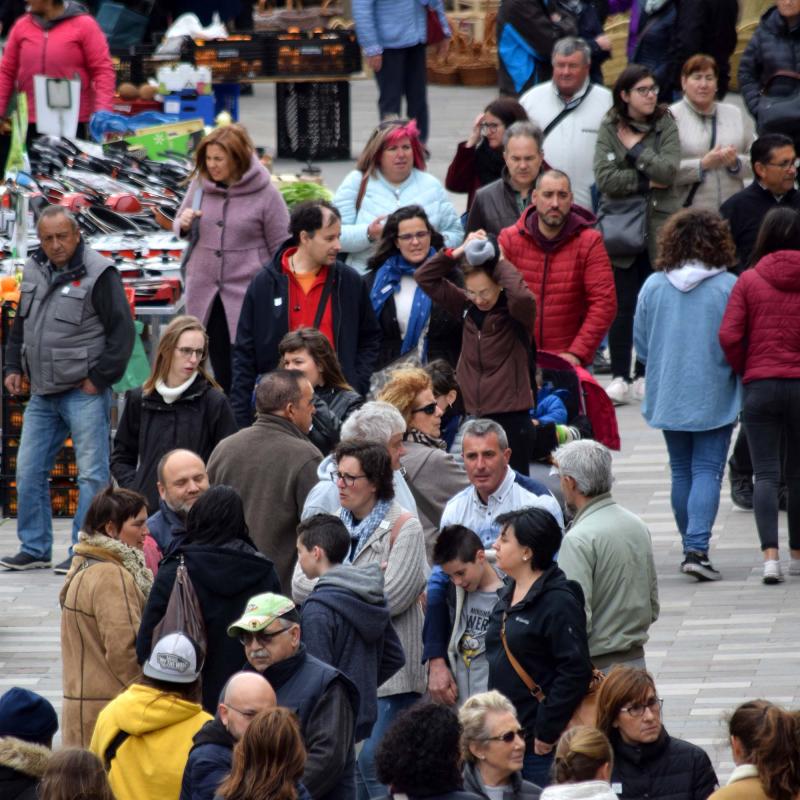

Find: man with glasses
<box><xmin>181</xmin><ymin>671</ymin><xmax>276</xmax><ymax>800</ymax></box>
<box><xmin>229</xmin><ymin>593</ymin><xmax>359</xmax><ymax>800</ymax></box>
<box><xmin>1</xmin><ymin>205</ymin><xmax>135</xmax><ymax>574</ymax></box>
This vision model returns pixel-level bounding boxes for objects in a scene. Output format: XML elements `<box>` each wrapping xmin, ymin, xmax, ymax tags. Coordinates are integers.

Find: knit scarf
<box><xmin>340</xmin><ymin>498</ymin><xmax>392</xmax><ymax>562</ymax></box>
<box><xmin>369</xmin><ymin>251</ymin><xmax>434</xmax><ymax>356</ymax></box>
<box><xmin>155</xmin><ymin>371</ymin><xmax>198</xmax><ymax>405</ymax></box>
<box><xmin>72</xmin><ymin>532</ymin><xmax>153</xmax><ymax>597</ymax></box>
<box><xmin>406</xmin><ymin>428</ymin><xmax>447</xmax><ymax>450</ymax></box>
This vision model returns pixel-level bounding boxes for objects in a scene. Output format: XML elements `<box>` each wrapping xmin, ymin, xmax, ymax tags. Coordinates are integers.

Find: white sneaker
<box><xmin>763</xmin><ymin>559</ymin><xmax>784</xmax><ymax>584</ymax></box>
<box><xmin>606</xmin><ymin>377</ymin><xmax>630</xmax><ymax>405</ymax></box>
<box><xmin>632</xmin><ymin>376</ymin><xmax>646</xmax><ymax>402</ymax></box>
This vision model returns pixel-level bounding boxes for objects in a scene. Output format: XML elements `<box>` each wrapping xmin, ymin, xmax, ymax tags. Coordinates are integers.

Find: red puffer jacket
<box><xmin>0</xmin><ymin>2</ymin><xmax>114</xmax><ymax>123</ymax></box>
<box><xmin>719</xmin><ymin>249</ymin><xmax>800</xmax><ymax>383</ymax></box>
<box><xmin>498</xmin><ymin>205</ymin><xmax>617</xmax><ymax>365</ymax></box>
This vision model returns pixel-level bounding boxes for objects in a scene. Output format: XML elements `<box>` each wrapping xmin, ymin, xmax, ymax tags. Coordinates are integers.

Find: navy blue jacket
<box><xmin>230</xmin><ymin>243</ymin><xmax>382</xmax><ymax>428</ymax></box>
<box><xmin>145</xmin><ymin>500</ymin><xmax>185</xmax><ymax>554</ymax></box>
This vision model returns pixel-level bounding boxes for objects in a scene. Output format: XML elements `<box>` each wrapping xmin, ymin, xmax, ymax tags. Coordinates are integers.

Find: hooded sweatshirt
<box><xmin>0</xmin><ymin>737</ymin><xmax>50</xmax><ymax>800</ymax></box>
<box><xmin>540</xmin><ymin>781</ymin><xmax>618</xmax><ymax>800</ymax></box>
<box><xmin>301</xmin><ymin>563</ymin><xmax>406</xmax><ymax>740</ymax></box>
<box><xmin>90</xmin><ymin>683</ymin><xmax>212</xmax><ymax>800</ymax></box>
<box><xmin>0</xmin><ymin>1</ymin><xmax>115</xmax><ymax>123</ymax></box>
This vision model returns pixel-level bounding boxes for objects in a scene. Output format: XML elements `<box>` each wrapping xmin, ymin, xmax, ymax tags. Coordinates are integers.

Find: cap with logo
<box><xmin>143</xmin><ymin>632</ymin><xmax>202</xmax><ymax>683</ymax></box>
<box><xmin>227</xmin><ymin>593</ymin><xmax>298</xmax><ymax>637</ymax></box>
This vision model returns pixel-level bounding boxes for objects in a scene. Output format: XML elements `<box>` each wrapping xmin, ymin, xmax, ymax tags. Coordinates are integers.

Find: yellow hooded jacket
<box><xmin>89</xmin><ymin>683</ymin><xmax>212</xmax><ymax>800</ymax></box>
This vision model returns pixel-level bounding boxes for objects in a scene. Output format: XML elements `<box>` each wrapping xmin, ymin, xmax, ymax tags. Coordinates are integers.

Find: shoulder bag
<box><xmin>683</xmin><ymin>113</ymin><xmax>717</xmax><ymax>208</ymax></box>
<box><xmin>501</xmin><ymin>612</ymin><xmax>605</xmax><ymax>730</ymax></box>
<box><xmin>543</xmin><ymin>84</ymin><xmax>594</xmax><ymax>138</ymax></box>
<box><xmin>757</xmin><ymin>70</ymin><xmax>800</xmax><ymax>137</ymax></box>
<box><xmin>179</xmin><ymin>186</ymin><xmax>203</xmax><ymax>278</ymax></box>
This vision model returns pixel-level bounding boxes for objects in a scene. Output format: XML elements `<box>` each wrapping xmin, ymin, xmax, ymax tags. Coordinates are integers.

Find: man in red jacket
<box><xmin>498</xmin><ymin>169</ymin><xmax>616</xmax><ymax>367</ymax></box>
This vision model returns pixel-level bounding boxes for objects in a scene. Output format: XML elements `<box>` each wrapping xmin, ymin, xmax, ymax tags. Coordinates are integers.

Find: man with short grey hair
<box><xmin>1</xmin><ymin>205</ymin><xmax>135</xmax><ymax>573</ymax></box>
<box><xmin>554</xmin><ymin>439</ymin><xmax>660</xmax><ymax>671</ymax></box>
<box><xmin>466</xmin><ymin>121</ymin><xmax>545</xmax><ymax>235</ymax></box>
<box><xmin>518</xmin><ymin>36</ymin><xmax>612</xmax><ymax>210</ymax></box>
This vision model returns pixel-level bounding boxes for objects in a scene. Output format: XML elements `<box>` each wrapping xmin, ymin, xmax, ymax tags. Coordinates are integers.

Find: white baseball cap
<box><xmin>143</xmin><ymin>632</ymin><xmax>202</xmax><ymax>684</ymax></box>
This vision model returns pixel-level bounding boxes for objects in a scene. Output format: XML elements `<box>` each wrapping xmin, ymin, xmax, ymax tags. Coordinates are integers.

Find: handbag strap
<box><xmin>543</xmin><ymin>84</ymin><xmax>593</xmax><ymax>138</ymax></box>
<box><xmin>683</xmin><ymin>113</ymin><xmax>717</xmax><ymax>208</ymax></box>
<box><xmin>313</xmin><ymin>268</ymin><xmax>335</xmax><ymax>330</ymax></box>
<box><xmin>501</xmin><ymin>613</ymin><xmax>546</xmax><ymax>702</ymax></box>
<box><xmin>355</xmin><ymin>171</ymin><xmax>370</xmax><ymax>213</ymax></box>
<box><xmin>389</xmin><ymin>512</ymin><xmax>414</xmax><ymax>551</ymax></box>
<box><xmin>761</xmin><ymin>69</ymin><xmax>800</xmax><ymax>93</ymax></box>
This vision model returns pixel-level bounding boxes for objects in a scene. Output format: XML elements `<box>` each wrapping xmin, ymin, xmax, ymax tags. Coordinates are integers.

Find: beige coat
<box><xmin>709</xmin><ymin>766</ymin><xmax>769</xmax><ymax>800</ymax></box>
<box><xmin>60</xmin><ymin>533</ymin><xmax>152</xmax><ymax>747</ymax></box>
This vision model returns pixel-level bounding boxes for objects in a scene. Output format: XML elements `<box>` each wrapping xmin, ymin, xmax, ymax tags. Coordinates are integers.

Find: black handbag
<box><xmin>596</xmin><ymin>194</ymin><xmax>648</xmax><ymax>258</ymax></box>
<box><xmin>757</xmin><ymin>70</ymin><xmax>800</xmax><ymax>137</ymax></box>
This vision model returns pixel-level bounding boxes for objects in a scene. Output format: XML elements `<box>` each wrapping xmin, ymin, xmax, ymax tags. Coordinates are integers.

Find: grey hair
<box><xmin>37</xmin><ymin>205</ymin><xmax>79</xmax><ymax>233</ymax></box>
<box><xmin>536</xmin><ymin>168</ymin><xmax>572</xmax><ymax>191</ymax></box>
<box><xmin>340</xmin><ymin>401</ymin><xmax>406</xmax><ymax>444</ymax></box>
<box><xmin>460</xmin><ymin>418</ymin><xmax>509</xmax><ymax>450</ymax></box>
<box><xmin>459</xmin><ymin>691</ymin><xmax>518</xmax><ymax>763</ymax></box>
<box><xmin>553</xmin><ymin>440</ymin><xmax>613</xmax><ymax>497</ymax></box>
<box><xmin>503</xmin><ymin>120</ymin><xmax>544</xmax><ymax>150</ymax></box>
<box><xmin>552</xmin><ymin>36</ymin><xmax>592</xmax><ymax>65</ymax></box>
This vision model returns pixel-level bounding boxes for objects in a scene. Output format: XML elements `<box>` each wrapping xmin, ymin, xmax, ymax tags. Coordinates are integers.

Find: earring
<box><xmin>522</xmin><ymin>556</ymin><xmax>528</xmax><ymax>561</ymax></box>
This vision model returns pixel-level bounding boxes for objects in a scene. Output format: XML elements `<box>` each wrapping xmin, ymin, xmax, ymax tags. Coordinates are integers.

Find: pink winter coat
<box><xmin>174</xmin><ymin>155</ymin><xmax>290</xmax><ymax>341</ymax></box>
<box><xmin>0</xmin><ymin>2</ymin><xmax>115</xmax><ymax>123</ymax></box>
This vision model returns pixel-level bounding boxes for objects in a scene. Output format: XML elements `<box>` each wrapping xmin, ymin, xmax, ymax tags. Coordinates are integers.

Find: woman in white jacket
<box><xmin>333</xmin><ymin>119</ymin><xmax>463</xmax><ymax>274</ymax></box>
<box><xmin>540</xmin><ymin>726</ymin><xmax>618</xmax><ymax>800</ymax></box>
<box><xmin>670</xmin><ymin>55</ymin><xmax>754</xmax><ymax>212</ymax></box>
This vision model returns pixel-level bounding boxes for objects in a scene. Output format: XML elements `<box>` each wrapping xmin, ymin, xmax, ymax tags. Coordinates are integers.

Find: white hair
<box><xmin>340</xmin><ymin>401</ymin><xmax>406</xmax><ymax>444</ymax></box>
<box><xmin>553</xmin><ymin>439</ymin><xmax>613</xmax><ymax>496</ymax></box>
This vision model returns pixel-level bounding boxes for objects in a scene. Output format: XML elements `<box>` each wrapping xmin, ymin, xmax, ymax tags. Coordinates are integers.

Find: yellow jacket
<box><xmin>89</xmin><ymin>683</ymin><xmax>212</xmax><ymax>800</ymax></box>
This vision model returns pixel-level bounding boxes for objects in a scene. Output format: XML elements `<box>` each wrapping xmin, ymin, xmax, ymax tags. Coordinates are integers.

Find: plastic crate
<box><xmin>1</xmin><ymin>441</ymin><xmax>77</xmax><ymax>478</ymax></box>
<box><xmin>111</xmin><ymin>47</ymin><xmax>145</xmax><ymax>85</ymax></box>
<box><xmin>2</xmin><ymin>397</ymin><xmax>25</xmax><ymax>436</ymax></box>
<box><xmin>97</xmin><ymin>1</ymin><xmax>149</xmax><ymax>49</ymax></box>
<box><xmin>164</xmin><ymin>92</ymin><xmax>216</xmax><ymax>125</ymax></box>
<box><xmin>263</xmin><ymin>29</ymin><xmax>361</xmax><ymax>77</ymax></box>
<box><xmin>194</xmin><ymin>36</ymin><xmax>264</xmax><ymax>81</ymax></box>
<box><xmin>213</xmin><ymin>83</ymin><xmax>240</xmax><ymax>121</ymax></box>
<box><xmin>112</xmin><ymin>97</ymin><xmax>164</xmax><ymax>116</ymax></box>
<box><xmin>1</xmin><ymin>478</ymin><xmax>79</xmax><ymax>518</ymax></box>
<box><xmin>277</xmin><ymin>80</ymin><xmax>350</xmax><ymax>161</ymax></box>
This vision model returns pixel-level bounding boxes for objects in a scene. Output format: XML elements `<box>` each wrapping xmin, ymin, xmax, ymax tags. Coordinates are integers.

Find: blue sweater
<box><xmin>633</xmin><ymin>267</ymin><xmax>742</xmax><ymax>431</ymax></box>
<box><xmin>352</xmin><ymin>0</ymin><xmax>450</xmax><ymax>55</ymax></box>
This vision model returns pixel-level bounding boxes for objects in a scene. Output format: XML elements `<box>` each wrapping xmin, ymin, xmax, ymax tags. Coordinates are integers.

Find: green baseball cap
<box><xmin>227</xmin><ymin>593</ymin><xmax>298</xmax><ymax>637</ymax></box>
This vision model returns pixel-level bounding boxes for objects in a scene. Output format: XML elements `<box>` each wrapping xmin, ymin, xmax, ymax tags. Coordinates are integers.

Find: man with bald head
<box><xmin>180</xmin><ymin>671</ymin><xmax>276</xmax><ymax>800</ymax></box>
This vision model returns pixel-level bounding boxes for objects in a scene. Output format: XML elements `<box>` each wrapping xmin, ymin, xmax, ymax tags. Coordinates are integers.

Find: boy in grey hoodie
<box><xmin>297</xmin><ymin>514</ymin><xmax>406</xmax><ymax>742</ymax></box>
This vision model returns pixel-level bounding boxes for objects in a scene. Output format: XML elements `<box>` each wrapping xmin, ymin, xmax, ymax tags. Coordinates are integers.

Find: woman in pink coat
<box><xmin>175</xmin><ymin>124</ymin><xmax>290</xmax><ymax>393</ymax></box>
<box><xmin>0</xmin><ymin>0</ymin><xmax>114</xmax><ymax>138</ymax></box>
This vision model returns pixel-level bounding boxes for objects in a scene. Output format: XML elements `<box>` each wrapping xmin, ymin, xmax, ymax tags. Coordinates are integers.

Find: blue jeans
<box><xmin>662</xmin><ymin>425</ymin><xmax>733</xmax><ymax>554</ymax></box>
<box><xmin>523</xmin><ymin>749</ymin><xmax>555</xmax><ymax>787</ymax></box>
<box><xmin>356</xmin><ymin>692</ymin><xmax>421</xmax><ymax>800</ymax></box>
<box><xmin>16</xmin><ymin>388</ymin><xmax>112</xmax><ymax>559</ymax></box>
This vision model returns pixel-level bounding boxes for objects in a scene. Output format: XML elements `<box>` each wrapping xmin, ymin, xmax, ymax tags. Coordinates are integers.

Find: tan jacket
<box><xmin>59</xmin><ymin>533</ymin><xmax>152</xmax><ymax>747</ymax></box>
<box><xmin>709</xmin><ymin>767</ymin><xmax>768</xmax><ymax>800</ymax></box>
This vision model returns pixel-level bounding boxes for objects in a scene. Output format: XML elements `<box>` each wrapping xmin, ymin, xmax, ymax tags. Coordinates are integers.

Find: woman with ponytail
<box><xmin>709</xmin><ymin>700</ymin><xmax>800</xmax><ymax>800</ymax></box>
<box><xmin>540</xmin><ymin>727</ymin><xmax>618</xmax><ymax>800</ymax></box>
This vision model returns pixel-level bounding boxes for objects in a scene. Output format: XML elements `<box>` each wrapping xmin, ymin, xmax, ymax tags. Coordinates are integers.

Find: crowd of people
<box><xmin>1</xmin><ymin>0</ymin><xmax>800</xmax><ymax>795</ymax></box>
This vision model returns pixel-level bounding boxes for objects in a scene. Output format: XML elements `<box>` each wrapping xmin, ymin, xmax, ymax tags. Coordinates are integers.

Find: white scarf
<box><xmin>156</xmin><ymin>371</ymin><xmax>198</xmax><ymax>404</ymax></box>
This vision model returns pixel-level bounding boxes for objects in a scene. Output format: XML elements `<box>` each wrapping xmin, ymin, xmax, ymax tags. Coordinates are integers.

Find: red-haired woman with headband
<box><xmin>333</xmin><ymin>119</ymin><xmax>463</xmax><ymax>275</ymax></box>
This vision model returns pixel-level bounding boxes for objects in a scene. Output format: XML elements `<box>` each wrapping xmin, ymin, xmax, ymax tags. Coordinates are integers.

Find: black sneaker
<box><xmin>53</xmin><ymin>557</ymin><xmax>73</xmax><ymax>575</ymax></box>
<box><xmin>730</xmin><ymin>475</ymin><xmax>754</xmax><ymax>510</ymax></box>
<box><xmin>682</xmin><ymin>551</ymin><xmax>722</xmax><ymax>581</ymax></box>
<box><xmin>0</xmin><ymin>551</ymin><xmax>52</xmax><ymax>570</ymax></box>
<box><xmin>593</xmin><ymin>350</ymin><xmax>612</xmax><ymax>375</ymax></box>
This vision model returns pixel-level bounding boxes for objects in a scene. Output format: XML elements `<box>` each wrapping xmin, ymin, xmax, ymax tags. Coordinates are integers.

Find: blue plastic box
<box><xmin>163</xmin><ymin>92</ymin><xmax>215</xmax><ymax>126</ymax></box>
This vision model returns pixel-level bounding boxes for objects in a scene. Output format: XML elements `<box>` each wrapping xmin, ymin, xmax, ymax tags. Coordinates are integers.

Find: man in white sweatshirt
<box><xmin>519</xmin><ymin>37</ymin><xmax>612</xmax><ymax>210</ymax></box>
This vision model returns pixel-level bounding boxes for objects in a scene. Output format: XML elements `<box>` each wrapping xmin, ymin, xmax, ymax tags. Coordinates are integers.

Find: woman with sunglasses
<box><xmin>378</xmin><ymin>367</ymin><xmax>468</xmax><ymax>560</ymax></box>
<box><xmin>595</xmin><ymin>666</ymin><xmax>718</xmax><ymax>800</ymax></box>
<box><xmin>136</xmin><ymin>485</ymin><xmax>281</xmax><ymax>715</ymax></box>
<box><xmin>367</xmin><ymin>205</ymin><xmax>463</xmax><ymax>372</ymax></box>
<box><xmin>593</xmin><ymin>64</ymin><xmax>681</xmax><ymax>408</ymax></box>
<box><xmin>111</xmin><ymin>315</ymin><xmax>236</xmax><ymax>514</ymax></box>
<box><xmin>460</xmin><ymin>691</ymin><xmax>542</xmax><ymax>800</ymax></box>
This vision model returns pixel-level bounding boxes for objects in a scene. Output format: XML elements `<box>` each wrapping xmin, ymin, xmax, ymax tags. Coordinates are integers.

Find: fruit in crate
<box><xmin>118</xmin><ymin>82</ymin><xmax>139</xmax><ymax>100</ymax></box>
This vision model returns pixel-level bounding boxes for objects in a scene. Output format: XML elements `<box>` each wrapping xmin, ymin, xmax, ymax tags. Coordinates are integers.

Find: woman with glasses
<box><xmin>485</xmin><ymin>508</ymin><xmax>592</xmax><ymax>788</ymax></box>
<box><xmin>378</xmin><ymin>367</ymin><xmax>468</xmax><ymax>559</ymax></box>
<box><xmin>594</xmin><ymin>64</ymin><xmax>681</xmax><ymax>408</ymax></box>
<box><xmin>445</xmin><ymin>97</ymin><xmax>530</xmax><ymax>212</ymax></box>
<box><xmin>540</xmin><ymin>726</ymin><xmax>617</xmax><ymax>800</ymax></box>
<box><xmin>111</xmin><ymin>315</ymin><xmax>236</xmax><ymax>514</ymax></box>
<box><xmin>415</xmin><ymin>230</ymin><xmax>537</xmax><ymax>475</ymax></box>
<box><xmin>136</xmin><ymin>485</ymin><xmax>281</xmax><ymax>714</ymax></box>
<box><xmin>366</xmin><ymin>205</ymin><xmax>463</xmax><ymax>372</ymax></box>
<box><xmin>595</xmin><ymin>666</ymin><xmax>717</xmax><ymax>800</ymax></box>
<box><xmin>459</xmin><ymin>691</ymin><xmax>543</xmax><ymax>800</ymax></box>
<box><xmin>333</xmin><ymin>119</ymin><xmax>463</xmax><ymax>275</ymax></box>
<box><xmin>326</xmin><ymin>440</ymin><xmax>427</xmax><ymax>800</ymax></box>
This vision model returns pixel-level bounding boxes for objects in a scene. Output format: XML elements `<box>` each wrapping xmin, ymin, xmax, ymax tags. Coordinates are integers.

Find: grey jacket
<box><xmin>466</xmin><ymin>168</ymin><xmax>529</xmax><ymax>237</ymax></box>
<box><xmin>462</xmin><ymin>761</ymin><xmax>541</xmax><ymax>800</ymax></box>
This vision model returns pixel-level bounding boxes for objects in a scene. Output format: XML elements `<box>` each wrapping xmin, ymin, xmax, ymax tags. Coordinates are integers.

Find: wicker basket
<box><xmin>428</xmin><ymin>60</ymin><xmax>461</xmax><ymax>85</ymax></box>
<box><xmin>728</xmin><ymin>20</ymin><xmax>759</xmax><ymax>91</ymax></box>
<box><xmin>600</xmin><ymin>13</ymin><xmax>630</xmax><ymax>88</ymax></box>
<box><xmin>458</xmin><ymin>61</ymin><xmax>498</xmax><ymax>86</ymax></box>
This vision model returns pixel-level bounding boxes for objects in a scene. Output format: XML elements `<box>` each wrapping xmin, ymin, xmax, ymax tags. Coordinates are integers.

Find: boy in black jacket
<box><xmin>297</xmin><ymin>514</ymin><xmax>405</xmax><ymax>742</ymax></box>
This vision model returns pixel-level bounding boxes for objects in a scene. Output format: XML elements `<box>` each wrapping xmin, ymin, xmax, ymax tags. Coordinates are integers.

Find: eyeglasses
<box><xmin>176</xmin><ymin>346</ymin><xmax>205</xmax><ymax>360</ymax></box>
<box><xmin>465</xmin><ymin>288</ymin><xmax>497</xmax><ymax>301</ymax></box>
<box><xmin>620</xmin><ymin>697</ymin><xmax>663</xmax><ymax>718</ymax></box>
<box><xmin>396</xmin><ymin>231</ymin><xmax>431</xmax><ymax>242</ymax></box>
<box><xmin>633</xmin><ymin>85</ymin><xmax>659</xmax><ymax>96</ymax></box>
<box><xmin>237</xmin><ymin>626</ymin><xmax>294</xmax><ymax>646</ymax></box>
<box><xmin>483</xmin><ymin>727</ymin><xmax>525</xmax><ymax>743</ymax></box>
<box><xmin>766</xmin><ymin>158</ymin><xmax>800</xmax><ymax>170</ymax></box>
<box><xmin>412</xmin><ymin>402</ymin><xmax>438</xmax><ymax>416</ymax></box>
<box><xmin>331</xmin><ymin>470</ymin><xmax>368</xmax><ymax>487</ymax></box>
<box><xmin>224</xmin><ymin>703</ymin><xmax>259</xmax><ymax>719</ymax></box>
<box><xmin>481</xmin><ymin>122</ymin><xmax>501</xmax><ymax>132</ymax></box>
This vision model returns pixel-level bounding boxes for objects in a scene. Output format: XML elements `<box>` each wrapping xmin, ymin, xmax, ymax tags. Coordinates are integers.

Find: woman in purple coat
<box><xmin>175</xmin><ymin>124</ymin><xmax>290</xmax><ymax>393</ymax></box>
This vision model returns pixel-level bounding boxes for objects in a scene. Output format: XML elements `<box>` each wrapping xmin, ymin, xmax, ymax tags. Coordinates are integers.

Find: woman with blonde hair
<box><xmin>333</xmin><ymin>119</ymin><xmax>463</xmax><ymax>274</ymax></box>
<box><xmin>460</xmin><ymin>690</ymin><xmax>542</xmax><ymax>800</ymax></box>
<box><xmin>217</xmin><ymin>707</ymin><xmax>307</xmax><ymax>800</ymax></box>
<box><xmin>540</xmin><ymin>727</ymin><xmax>617</xmax><ymax>800</ymax></box>
<box><xmin>111</xmin><ymin>314</ymin><xmax>236</xmax><ymax>514</ymax></box>
<box><xmin>174</xmin><ymin>123</ymin><xmax>290</xmax><ymax>391</ymax></box>
<box><xmin>38</xmin><ymin>748</ymin><xmax>114</xmax><ymax>800</ymax></box>
<box><xmin>709</xmin><ymin>700</ymin><xmax>800</xmax><ymax>800</ymax></box>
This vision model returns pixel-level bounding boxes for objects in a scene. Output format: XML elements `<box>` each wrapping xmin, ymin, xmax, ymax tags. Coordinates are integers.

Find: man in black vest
<box><xmin>1</xmin><ymin>206</ymin><xmax>135</xmax><ymax>574</ymax></box>
<box><xmin>229</xmin><ymin>593</ymin><xmax>359</xmax><ymax>800</ymax></box>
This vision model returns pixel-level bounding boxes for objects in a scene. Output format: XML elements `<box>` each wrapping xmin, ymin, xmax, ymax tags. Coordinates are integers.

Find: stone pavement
<box><xmin>0</xmin><ymin>82</ymin><xmax>792</xmax><ymax>778</ymax></box>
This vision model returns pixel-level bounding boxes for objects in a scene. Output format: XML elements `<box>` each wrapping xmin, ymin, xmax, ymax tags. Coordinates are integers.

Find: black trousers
<box><xmin>486</xmin><ymin>410</ymin><xmax>534</xmax><ymax>476</ymax></box>
<box><xmin>609</xmin><ymin>251</ymin><xmax>651</xmax><ymax>381</ymax></box>
<box><xmin>374</xmin><ymin>43</ymin><xmax>429</xmax><ymax>142</ymax></box>
<box><xmin>207</xmin><ymin>294</ymin><xmax>232</xmax><ymax>395</ymax></box>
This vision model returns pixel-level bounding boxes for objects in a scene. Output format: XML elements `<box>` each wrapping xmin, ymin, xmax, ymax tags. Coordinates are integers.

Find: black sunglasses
<box><xmin>412</xmin><ymin>402</ymin><xmax>438</xmax><ymax>415</ymax></box>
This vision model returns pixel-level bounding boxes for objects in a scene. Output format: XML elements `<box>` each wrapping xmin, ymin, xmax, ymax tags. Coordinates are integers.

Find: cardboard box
<box><xmin>103</xmin><ymin>118</ymin><xmax>205</xmax><ymax>160</ymax></box>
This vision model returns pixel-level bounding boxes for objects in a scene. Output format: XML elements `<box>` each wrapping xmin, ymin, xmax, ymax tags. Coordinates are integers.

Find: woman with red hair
<box><xmin>333</xmin><ymin>119</ymin><xmax>463</xmax><ymax>275</ymax></box>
